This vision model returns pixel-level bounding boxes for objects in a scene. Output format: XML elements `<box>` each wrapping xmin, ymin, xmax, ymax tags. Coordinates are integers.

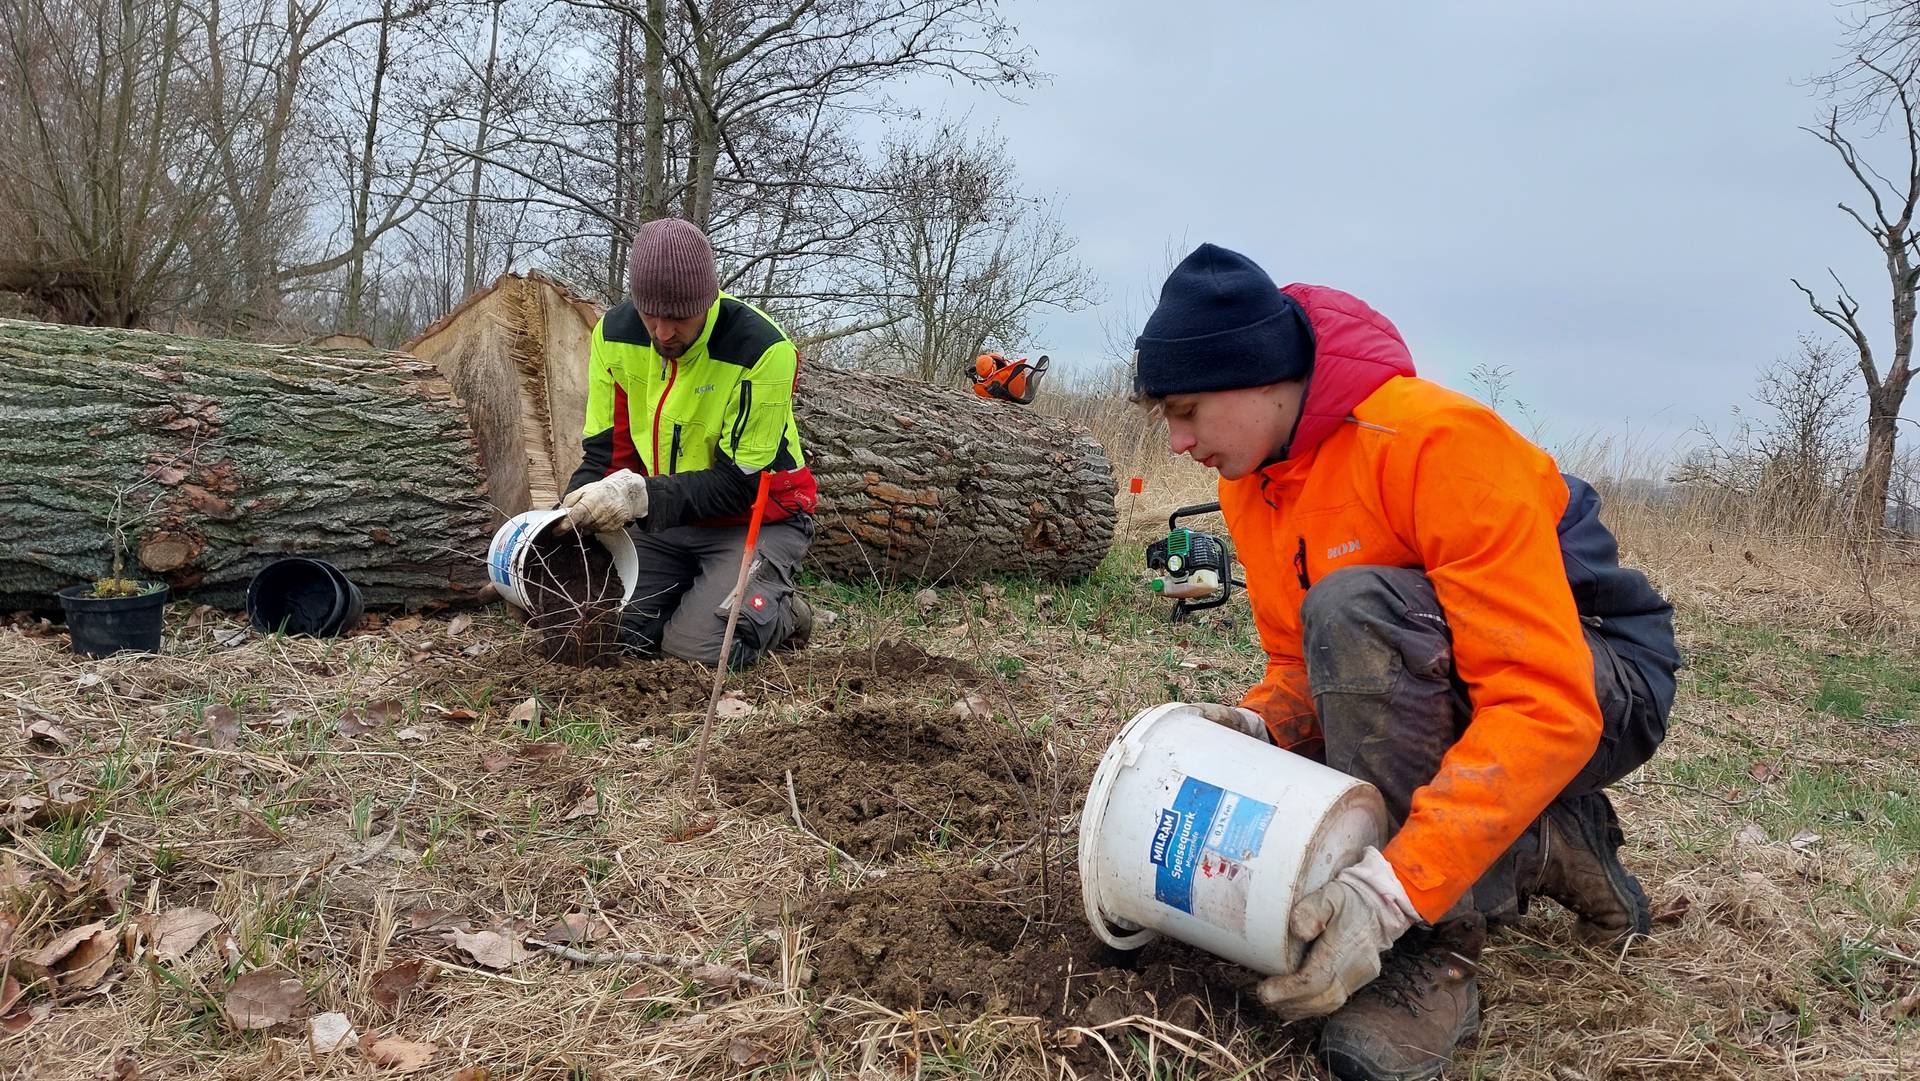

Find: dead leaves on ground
<box><xmin>451</xmin><ymin>929</ymin><xmax>532</xmax><ymax>970</ymax></box>
<box><xmin>361</xmin><ymin>1032</ymin><xmax>435</xmax><ymax>1072</ymax></box>
<box><xmin>370</xmin><ymin>958</ymin><xmax>436</xmax><ymax>1012</ymax></box>
<box><xmin>147</xmin><ymin>908</ymin><xmax>222</xmax><ymax>962</ymax></box>
<box><xmin>222</xmin><ymin>967</ymin><xmax>305</xmax><ymax>1030</ymax></box>
<box><xmin>18</xmin><ymin>920</ymin><xmax>116</xmax><ymax>991</ymax></box>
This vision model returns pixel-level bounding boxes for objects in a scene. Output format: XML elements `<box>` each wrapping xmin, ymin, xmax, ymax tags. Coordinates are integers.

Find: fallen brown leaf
<box><xmin>151</xmin><ymin>908</ymin><xmax>222</xmax><ymax>963</ymax></box>
<box><xmin>478</xmin><ymin>750</ymin><xmax>511</xmax><ymax>774</ymax></box>
<box><xmin>361</xmin><ymin>1033</ymin><xmax>434</xmax><ymax>1072</ymax></box>
<box><xmin>728</xmin><ymin>1037</ymin><xmax>779</xmax><ymax>1068</ymax></box>
<box><xmin>1886</xmin><ymin>991</ymin><xmax>1920</xmax><ymax>1021</ymax></box>
<box><xmin>337</xmin><ymin>708</ymin><xmax>381</xmax><ymax>739</ymax></box>
<box><xmin>370</xmin><ymin>958</ymin><xmax>434</xmax><ymax>1011</ymax></box>
<box><xmin>0</xmin><ymin>1003</ymin><xmax>48</xmax><ymax>1038</ymax></box>
<box><xmin>451</xmin><ymin>929</ymin><xmax>530</xmax><ymax>970</ymax></box>
<box><xmin>0</xmin><ymin>975</ymin><xmax>19</xmax><ymax>1016</ymax></box>
<box><xmin>367</xmin><ymin>700</ymin><xmax>404</xmax><ymax>726</ymax></box>
<box><xmin>542</xmin><ymin>913</ymin><xmax>613</xmax><ymax>945</ymax></box>
<box><xmin>22</xmin><ymin>920</ymin><xmax>108</xmax><ymax>970</ymax></box>
<box><xmin>515</xmin><ymin>741</ymin><xmax>565</xmax><ymax>764</ymax></box>
<box><xmin>446</xmin><ymin>613</ymin><xmax>474</xmax><ymax>636</ymax></box>
<box><xmin>440</xmin><ymin>707</ymin><xmax>479</xmax><ymax>723</ymax></box>
<box><xmin>387</xmin><ymin>616</ymin><xmax>425</xmax><ymax>636</ymax></box>
<box><xmin>24</xmin><ymin>718</ymin><xmax>73</xmax><ymax>748</ymax></box>
<box><xmin>223</xmin><ymin>968</ymin><xmax>305</xmax><ymax>1030</ymax></box>
<box><xmin>56</xmin><ymin>927</ymin><xmax>118</xmax><ymax>989</ymax></box>
<box><xmin>394</xmin><ymin>727</ymin><xmax>426</xmax><ymax>743</ymax></box>
<box><xmin>715</xmin><ymin>693</ymin><xmax>754</xmax><ymax>719</ymax></box>
<box><xmin>448</xmin><ymin>1069</ymin><xmax>491</xmax><ymax>1081</ymax></box>
<box><xmin>563</xmin><ymin>793</ymin><xmax>598</xmax><ymax>822</ymax></box>
<box><xmin>507</xmin><ymin>697</ymin><xmax>541</xmax><ymax>727</ymax></box>
<box><xmin>205</xmin><ymin>705</ymin><xmax>241</xmax><ymax>750</ymax></box>
<box><xmin>1747</xmin><ymin>759</ymin><xmax>1780</xmax><ymax>783</ymax></box>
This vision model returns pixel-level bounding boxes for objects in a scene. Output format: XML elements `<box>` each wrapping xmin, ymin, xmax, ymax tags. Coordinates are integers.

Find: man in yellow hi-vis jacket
<box><xmin>560</xmin><ymin>219</ymin><xmax>816</xmax><ymax>668</ymax></box>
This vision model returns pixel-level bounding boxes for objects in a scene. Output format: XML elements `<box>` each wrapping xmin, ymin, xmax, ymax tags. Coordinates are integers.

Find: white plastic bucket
<box><xmin>486</xmin><ymin>509</ymin><xmax>640</xmax><ymax>611</ymax></box>
<box><xmin>1079</xmin><ymin>703</ymin><xmax>1389</xmax><ymax>976</ymax></box>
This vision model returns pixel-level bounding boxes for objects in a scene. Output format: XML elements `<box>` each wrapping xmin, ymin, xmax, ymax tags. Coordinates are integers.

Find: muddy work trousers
<box><xmin>1303</xmin><ymin>565</ymin><xmax>1668</xmax><ymax>922</ymax></box>
<box><xmin>619</xmin><ymin>518</ymin><xmax>811</xmax><ymax>669</ymax></box>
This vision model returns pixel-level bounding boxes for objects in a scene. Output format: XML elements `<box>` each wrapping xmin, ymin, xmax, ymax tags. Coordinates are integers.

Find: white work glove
<box><xmin>1258</xmin><ymin>846</ymin><xmax>1419</xmax><ymax>1021</ymax></box>
<box><xmin>1188</xmin><ymin>702</ymin><xmax>1270</xmax><ymax>743</ymax></box>
<box><xmin>558</xmin><ymin>469</ymin><xmax>649</xmax><ymax>534</ymax></box>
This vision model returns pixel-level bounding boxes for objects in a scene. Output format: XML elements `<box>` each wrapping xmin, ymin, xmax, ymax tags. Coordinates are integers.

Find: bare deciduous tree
<box><xmin>0</xmin><ymin>0</ymin><xmax>224</xmax><ymax>326</ymax></box>
<box><xmin>1792</xmin><ymin>60</ymin><xmax>1920</xmax><ymax>530</ymax></box>
<box><xmin>862</xmin><ymin>123</ymin><xmax>1095</xmax><ymax>384</ymax></box>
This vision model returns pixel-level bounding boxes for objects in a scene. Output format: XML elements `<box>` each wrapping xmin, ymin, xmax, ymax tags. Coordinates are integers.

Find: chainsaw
<box><xmin>971</xmin><ymin>352</ymin><xmax>1050</xmax><ymax>405</ymax></box>
<box><xmin>1145</xmin><ymin>502</ymin><xmax>1244</xmax><ymax>622</ymax></box>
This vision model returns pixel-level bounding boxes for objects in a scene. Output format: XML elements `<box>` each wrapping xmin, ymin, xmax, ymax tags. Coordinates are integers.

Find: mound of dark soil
<box><xmin>712</xmin><ymin>698</ymin><xmax>1055</xmax><ymax>859</ymax></box>
<box><xmin>764</xmin><ymin>639</ymin><xmax>985</xmax><ymax>698</ymax></box>
<box><xmin>807</xmin><ymin>859</ymin><xmax>1266</xmax><ymax>1030</ymax></box>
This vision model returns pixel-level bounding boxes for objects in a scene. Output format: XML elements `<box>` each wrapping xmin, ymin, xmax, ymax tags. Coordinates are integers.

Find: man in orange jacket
<box><xmin>1132</xmin><ymin>244</ymin><xmax>1679</xmax><ymax>1081</ymax></box>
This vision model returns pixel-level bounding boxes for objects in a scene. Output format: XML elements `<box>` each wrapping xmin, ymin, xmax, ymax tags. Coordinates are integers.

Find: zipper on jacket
<box><xmin>1293</xmin><ymin>536</ymin><xmax>1312</xmax><ymax>591</ymax></box>
<box><xmin>651</xmin><ymin>357</ymin><xmax>679</xmax><ymax>472</ymax></box>
<box><xmin>669</xmin><ymin>424</ymin><xmax>682</xmax><ymax>473</ymax></box>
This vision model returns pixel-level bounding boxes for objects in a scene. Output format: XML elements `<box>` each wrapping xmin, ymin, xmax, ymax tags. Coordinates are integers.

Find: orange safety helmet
<box><xmin>970</xmin><ymin>352</ymin><xmax>1050</xmax><ymax>405</ymax></box>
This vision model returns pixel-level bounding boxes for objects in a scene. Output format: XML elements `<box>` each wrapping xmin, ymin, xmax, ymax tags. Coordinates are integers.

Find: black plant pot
<box><xmin>246</xmin><ymin>557</ymin><xmax>365</xmax><ymax>636</ymax></box>
<box><xmin>58</xmin><ymin>583</ymin><xmax>170</xmax><ymax>658</ymax></box>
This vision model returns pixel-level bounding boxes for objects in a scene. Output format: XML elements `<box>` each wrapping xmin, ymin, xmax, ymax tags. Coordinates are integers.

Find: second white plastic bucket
<box><xmin>1079</xmin><ymin>703</ymin><xmax>1390</xmax><ymax>976</ymax></box>
<box><xmin>486</xmin><ymin>509</ymin><xmax>640</xmax><ymax>611</ymax></box>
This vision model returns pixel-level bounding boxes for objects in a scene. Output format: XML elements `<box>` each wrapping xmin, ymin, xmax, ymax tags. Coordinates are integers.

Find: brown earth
<box><xmin>710</xmin><ymin>694</ymin><xmax>1054</xmax><ymax>860</ymax></box>
<box><xmin>806</xmin><ymin>857</ymin><xmax>1270</xmax><ymax>1034</ymax></box>
<box><xmin>479</xmin><ymin>648</ymin><xmax>713</xmax><ymax>733</ymax></box>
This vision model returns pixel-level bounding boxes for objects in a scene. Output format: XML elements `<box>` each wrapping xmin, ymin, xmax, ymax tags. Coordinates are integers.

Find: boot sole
<box><xmin>1323</xmin><ymin>989</ymin><xmax>1482</xmax><ymax>1081</ymax></box>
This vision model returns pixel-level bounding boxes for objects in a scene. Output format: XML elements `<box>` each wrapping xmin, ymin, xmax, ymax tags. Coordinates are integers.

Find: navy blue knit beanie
<box><xmin>1132</xmin><ymin>243</ymin><xmax>1315</xmax><ymax>397</ymax></box>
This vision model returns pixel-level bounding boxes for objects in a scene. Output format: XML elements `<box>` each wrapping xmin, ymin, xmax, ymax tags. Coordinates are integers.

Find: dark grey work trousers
<box><xmin>1302</xmin><ymin>566</ymin><xmax>1668</xmax><ymax>920</ymax></box>
<box><xmin>618</xmin><ymin>518</ymin><xmax>811</xmax><ymax>669</ymax></box>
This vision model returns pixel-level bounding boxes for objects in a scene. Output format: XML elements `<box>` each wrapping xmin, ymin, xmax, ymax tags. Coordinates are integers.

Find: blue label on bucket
<box><xmin>1152</xmin><ymin>777</ymin><xmax>1276</xmax><ymax>918</ymax></box>
<box><xmin>490</xmin><ymin>520</ymin><xmax>532</xmax><ymax>587</ymax></box>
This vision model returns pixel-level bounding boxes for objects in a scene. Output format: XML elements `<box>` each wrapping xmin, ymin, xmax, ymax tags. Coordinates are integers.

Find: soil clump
<box><xmin>481</xmin><ymin>650</ymin><xmax>712</xmax><ymax>732</ymax></box>
<box><xmin>522</xmin><ymin>529</ymin><xmax>623</xmax><ymax>666</ymax></box>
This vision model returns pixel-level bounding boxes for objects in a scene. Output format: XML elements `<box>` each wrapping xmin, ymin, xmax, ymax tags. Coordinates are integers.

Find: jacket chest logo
<box><xmin>692</xmin><ymin>383</ymin><xmax>716</xmax><ymax>395</ymax></box>
<box><xmin>1326</xmin><ymin>539</ymin><xmax>1362</xmax><ymax>561</ymax></box>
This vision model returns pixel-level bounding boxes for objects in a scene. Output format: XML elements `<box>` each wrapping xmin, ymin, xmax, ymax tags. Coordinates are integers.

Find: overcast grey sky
<box><xmin>912</xmin><ymin>0</ymin><xmax>1905</xmax><ymax>454</ymax></box>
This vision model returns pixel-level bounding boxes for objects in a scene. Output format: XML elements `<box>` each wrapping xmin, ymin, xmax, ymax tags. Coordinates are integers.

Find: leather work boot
<box><xmin>1522</xmin><ymin>791</ymin><xmax>1651</xmax><ymax>945</ymax></box>
<box><xmin>776</xmin><ymin>594</ymin><xmax>814</xmax><ymax>651</ymax></box>
<box><xmin>1320</xmin><ymin>917</ymin><xmax>1485</xmax><ymax>1081</ymax></box>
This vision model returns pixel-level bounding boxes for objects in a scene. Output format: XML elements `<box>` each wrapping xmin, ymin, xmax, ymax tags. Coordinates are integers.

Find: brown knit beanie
<box><xmin>627</xmin><ymin>218</ymin><xmax>719</xmax><ymax>318</ymax></box>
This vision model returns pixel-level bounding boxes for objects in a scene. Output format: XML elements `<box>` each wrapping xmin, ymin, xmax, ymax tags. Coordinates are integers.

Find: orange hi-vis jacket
<box><xmin>1221</xmin><ymin>284</ymin><xmax>1606</xmax><ymax>923</ymax></box>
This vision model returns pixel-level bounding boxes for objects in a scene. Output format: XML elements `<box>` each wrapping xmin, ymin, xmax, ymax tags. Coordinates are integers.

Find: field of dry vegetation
<box><xmin>4</xmin><ymin>418</ymin><xmax>1920</xmax><ymax>1080</ymax></box>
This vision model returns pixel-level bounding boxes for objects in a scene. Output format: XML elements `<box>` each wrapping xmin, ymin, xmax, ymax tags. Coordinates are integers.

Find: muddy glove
<box><xmin>1258</xmin><ymin>846</ymin><xmax>1418</xmax><ymax>1020</ymax></box>
<box><xmin>1188</xmin><ymin>702</ymin><xmax>1269</xmax><ymax>743</ymax></box>
<box><xmin>559</xmin><ymin>469</ymin><xmax>649</xmax><ymax>534</ymax></box>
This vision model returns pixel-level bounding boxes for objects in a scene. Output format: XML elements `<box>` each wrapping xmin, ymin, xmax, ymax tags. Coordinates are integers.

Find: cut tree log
<box><xmin>0</xmin><ymin>319</ymin><xmax>497</xmax><ymax>611</ymax></box>
<box><xmin>404</xmin><ymin>271</ymin><xmax>602</xmax><ymax>516</ymax></box>
<box><xmin>795</xmin><ymin>365</ymin><xmax>1115</xmax><ymax>583</ymax></box>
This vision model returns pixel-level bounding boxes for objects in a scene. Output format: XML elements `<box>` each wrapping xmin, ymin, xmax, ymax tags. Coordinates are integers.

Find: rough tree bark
<box><xmin>0</xmin><ymin>319</ymin><xmax>497</xmax><ymax>611</ymax></box>
<box><xmin>796</xmin><ymin>365</ymin><xmax>1114</xmax><ymax>583</ymax></box>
